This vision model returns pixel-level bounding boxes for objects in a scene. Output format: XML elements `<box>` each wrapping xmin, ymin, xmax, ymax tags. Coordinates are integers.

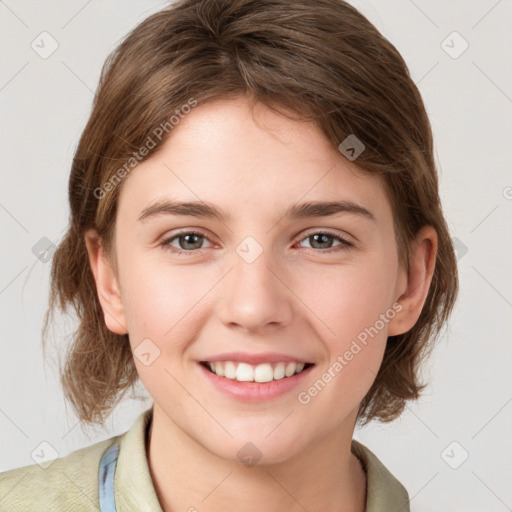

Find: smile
<box><xmin>201</xmin><ymin>361</ymin><xmax>313</xmax><ymax>383</ymax></box>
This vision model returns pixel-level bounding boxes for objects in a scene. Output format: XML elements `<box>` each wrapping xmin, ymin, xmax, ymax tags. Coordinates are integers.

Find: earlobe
<box><xmin>387</xmin><ymin>225</ymin><xmax>438</xmax><ymax>336</ymax></box>
<box><xmin>84</xmin><ymin>228</ymin><xmax>128</xmax><ymax>335</ymax></box>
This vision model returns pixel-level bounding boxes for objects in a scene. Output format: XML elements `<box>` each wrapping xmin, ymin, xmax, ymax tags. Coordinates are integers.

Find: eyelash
<box><xmin>160</xmin><ymin>229</ymin><xmax>354</xmax><ymax>256</ymax></box>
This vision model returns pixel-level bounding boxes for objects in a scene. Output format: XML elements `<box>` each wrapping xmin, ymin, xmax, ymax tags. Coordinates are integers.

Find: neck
<box><xmin>146</xmin><ymin>405</ymin><xmax>367</xmax><ymax>512</ymax></box>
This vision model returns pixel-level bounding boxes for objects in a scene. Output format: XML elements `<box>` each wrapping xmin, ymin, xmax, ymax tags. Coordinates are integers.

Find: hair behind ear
<box><xmin>43</xmin><ymin>222</ymin><xmax>139</xmax><ymax>425</ymax></box>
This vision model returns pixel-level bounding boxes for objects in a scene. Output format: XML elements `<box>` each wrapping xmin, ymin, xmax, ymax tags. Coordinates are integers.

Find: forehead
<box><xmin>117</xmin><ymin>96</ymin><xmax>391</xmax><ymax>225</ymax></box>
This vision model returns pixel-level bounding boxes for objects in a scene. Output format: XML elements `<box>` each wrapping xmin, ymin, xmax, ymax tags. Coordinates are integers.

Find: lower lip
<box><xmin>198</xmin><ymin>363</ymin><xmax>314</xmax><ymax>402</ymax></box>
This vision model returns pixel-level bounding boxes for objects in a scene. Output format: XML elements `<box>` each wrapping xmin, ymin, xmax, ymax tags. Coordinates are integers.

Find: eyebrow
<box><xmin>137</xmin><ymin>199</ymin><xmax>375</xmax><ymax>223</ymax></box>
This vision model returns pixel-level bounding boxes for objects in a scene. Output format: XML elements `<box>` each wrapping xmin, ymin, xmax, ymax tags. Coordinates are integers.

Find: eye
<box><xmin>161</xmin><ymin>230</ymin><xmax>213</xmax><ymax>255</ymax></box>
<box><xmin>160</xmin><ymin>229</ymin><xmax>354</xmax><ymax>256</ymax></box>
<box><xmin>296</xmin><ymin>231</ymin><xmax>353</xmax><ymax>252</ymax></box>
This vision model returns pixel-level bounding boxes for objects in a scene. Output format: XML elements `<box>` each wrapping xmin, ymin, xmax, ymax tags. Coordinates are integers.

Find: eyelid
<box><xmin>160</xmin><ymin>228</ymin><xmax>215</xmax><ymax>250</ymax></box>
<box><xmin>161</xmin><ymin>227</ymin><xmax>355</xmax><ymax>256</ymax></box>
<box><xmin>296</xmin><ymin>228</ymin><xmax>355</xmax><ymax>246</ymax></box>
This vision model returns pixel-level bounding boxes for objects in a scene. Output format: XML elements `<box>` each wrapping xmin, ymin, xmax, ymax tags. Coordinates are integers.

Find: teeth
<box><xmin>214</xmin><ymin>362</ymin><xmax>224</xmax><ymax>377</ymax></box>
<box><xmin>273</xmin><ymin>363</ymin><xmax>285</xmax><ymax>380</ymax></box>
<box><xmin>254</xmin><ymin>363</ymin><xmax>273</xmax><ymax>383</ymax></box>
<box><xmin>236</xmin><ymin>363</ymin><xmax>254</xmax><ymax>382</ymax></box>
<box><xmin>224</xmin><ymin>361</ymin><xmax>237</xmax><ymax>379</ymax></box>
<box><xmin>206</xmin><ymin>361</ymin><xmax>308</xmax><ymax>382</ymax></box>
<box><xmin>285</xmin><ymin>362</ymin><xmax>296</xmax><ymax>377</ymax></box>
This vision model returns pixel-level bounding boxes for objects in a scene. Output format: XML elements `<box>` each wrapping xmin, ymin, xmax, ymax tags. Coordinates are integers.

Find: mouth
<box><xmin>200</xmin><ymin>360</ymin><xmax>315</xmax><ymax>383</ymax></box>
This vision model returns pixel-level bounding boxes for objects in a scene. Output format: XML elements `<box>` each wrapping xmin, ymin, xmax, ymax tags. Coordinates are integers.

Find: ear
<box><xmin>387</xmin><ymin>225</ymin><xmax>438</xmax><ymax>336</ymax></box>
<box><xmin>84</xmin><ymin>228</ymin><xmax>128</xmax><ymax>335</ymax></box>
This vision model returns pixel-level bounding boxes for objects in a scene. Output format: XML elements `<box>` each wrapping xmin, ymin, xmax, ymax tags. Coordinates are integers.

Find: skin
<box><xmin>85</xmin><ymin>95</ymin><xmax>437</xmax><ymax>512</ymax></box>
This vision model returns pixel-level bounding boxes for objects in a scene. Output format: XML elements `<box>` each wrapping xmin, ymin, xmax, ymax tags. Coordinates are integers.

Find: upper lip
<box><xmin>200</xmin><ymin>352</ymin><xmax>314</xmax><ymax>365</ymax></box>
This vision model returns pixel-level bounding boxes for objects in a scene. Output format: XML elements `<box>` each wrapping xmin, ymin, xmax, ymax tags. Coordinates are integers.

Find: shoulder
<box><xmin>351</xmin><ymin>439</ymin><xmax>410</xmax><ymax>512</ymax></box>
<box><xmin>0</xmin><ymin>435</ymin><xmax>120</xmax><ymax>511</ymax></box>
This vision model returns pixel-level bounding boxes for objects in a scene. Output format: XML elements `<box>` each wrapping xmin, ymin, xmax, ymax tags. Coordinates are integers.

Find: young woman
<box><xmin>0</xmin><ymin>1</ymin><xmax>458</xmax><ymax>510</ymax></box>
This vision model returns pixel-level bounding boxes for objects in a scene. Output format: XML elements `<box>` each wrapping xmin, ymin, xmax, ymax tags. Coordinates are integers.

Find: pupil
<box><xmin>312</xmin><ymin>234</ymin><xmax>331</xmax><ymax>248</ymax></box>
<box><xmin>182</xmin><ymin>234</ymin><xmax>201</xmax><ymax>249</ymax></box>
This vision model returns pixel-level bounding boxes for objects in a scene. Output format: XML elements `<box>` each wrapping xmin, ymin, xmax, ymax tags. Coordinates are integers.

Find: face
<box><xmin>90</xmin><ymin>95</ymin><xmax>420</xmax><ymax>465</ymax></box>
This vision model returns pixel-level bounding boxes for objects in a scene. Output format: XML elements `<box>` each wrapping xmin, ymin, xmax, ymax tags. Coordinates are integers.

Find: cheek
<box><xmin>292</xmin><ymin>263</ymin><xmax>395</xmax><ymax>420</ymax></box>
<box><xmin>117</xmin><ymin>256</ymin><xmax>207</xmax><ymax>403</ymax></box>
<box><xmin>292</xmin><ymin>255</ymin><xmax>397</xmax><ymax>406</ymax></box>
<box><xmin>296</xmin><ymin>255</ymin><xmax>397</xmax><ymax>345</ymax></box>
<box><xmin>118</xmin><ymin>247</ymin><xmax>205</xmax><ymax>338</ymax></box>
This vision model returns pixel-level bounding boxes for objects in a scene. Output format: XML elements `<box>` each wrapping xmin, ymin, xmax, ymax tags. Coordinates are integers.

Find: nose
<box><xmin>217</xmin><ymin>240</ymin><xmax>293</xmax><ymax>335</ymax></box>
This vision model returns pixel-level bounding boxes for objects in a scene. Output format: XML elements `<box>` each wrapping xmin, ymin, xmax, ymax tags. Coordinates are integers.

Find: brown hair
<box><xmin>43</xmin><ymin>0</ymin><xmax>458</xmax><ymax>426</ymax></box>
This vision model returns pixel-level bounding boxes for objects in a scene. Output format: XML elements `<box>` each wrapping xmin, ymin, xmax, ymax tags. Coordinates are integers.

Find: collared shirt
<box><xmin>0</xmin><ymin>407</ymin><xmax>410</xmax><ymax>511</ymax></box>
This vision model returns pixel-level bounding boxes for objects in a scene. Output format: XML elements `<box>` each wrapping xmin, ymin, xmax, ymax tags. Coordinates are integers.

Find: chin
<box><xmin>201</xmin><ymin>428</ymin><xmax>309</xmax><ymax>467</ymax></box>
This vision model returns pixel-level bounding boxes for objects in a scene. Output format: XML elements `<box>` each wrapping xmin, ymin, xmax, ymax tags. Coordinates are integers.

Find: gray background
<box><xmin>1</xmin><ymin>1</ymin><xmax>511</xmax><ymax>510</ymax></box>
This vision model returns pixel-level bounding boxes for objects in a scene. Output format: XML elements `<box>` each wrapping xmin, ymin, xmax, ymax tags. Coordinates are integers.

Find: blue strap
<box><xmin>98</xmin><ymin>442</ymin><xmax>120</xmax><ymax>512</ymax></box>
